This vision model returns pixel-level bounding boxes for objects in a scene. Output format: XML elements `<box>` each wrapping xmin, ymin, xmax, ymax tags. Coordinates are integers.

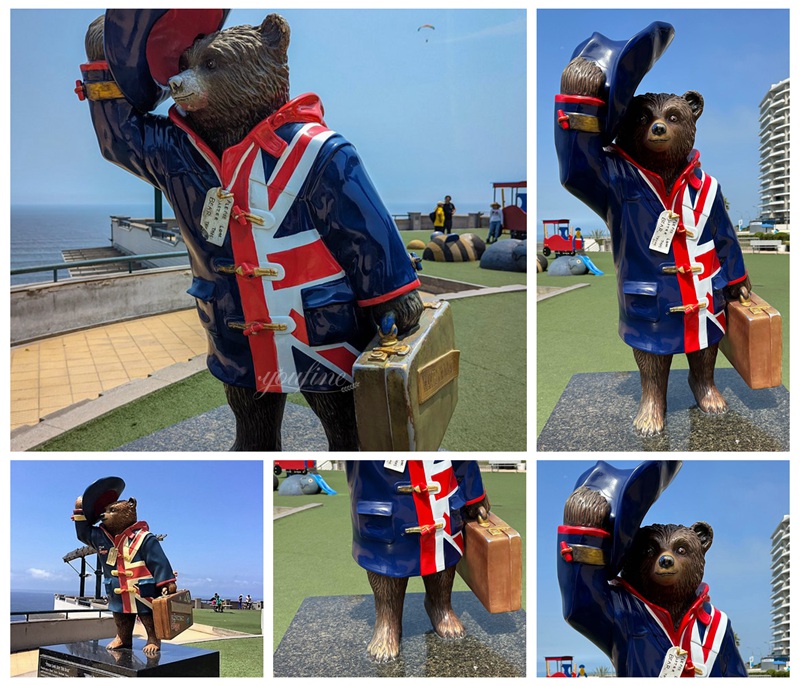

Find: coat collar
<box><xmin>168</xmin><ymin>92</ymin><xmax>327</xmax><ymax>175</ymax></box>
<box><xmin>101</xmin><ymin>520</ymin><xmax>150</xmax><ymax>547</ymax></box>
<box><xmin>608</xmin><ymin>146</ymin><xmax>703</xmax><ymax>207</ymax></box>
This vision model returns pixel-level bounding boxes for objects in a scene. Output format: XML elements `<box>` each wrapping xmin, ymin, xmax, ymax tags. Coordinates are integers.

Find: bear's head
<box><xmin>169</xmin><ymin>14</ymin><xmax>291</xmax><ymax>156</ymax></box>
<box><xmin>616</xmin><ymin>91</ymin><xmax>703</xmax><ymax>189</ymax></box>
<box><xmin>620</xmin><ymin>521</ymin><xmax>712</xmax><ymax>628</ymax></box>
<box><xmin>99</xmin><ymin>497</ymin><xmax>138</xmax><ymax>536</ymax></box>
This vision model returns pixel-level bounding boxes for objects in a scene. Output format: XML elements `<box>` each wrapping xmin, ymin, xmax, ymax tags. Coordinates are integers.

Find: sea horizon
<box><xmin>11</xmin><ymin>199</ymin><xmax>495</xmax><ymax>286</ymax></box>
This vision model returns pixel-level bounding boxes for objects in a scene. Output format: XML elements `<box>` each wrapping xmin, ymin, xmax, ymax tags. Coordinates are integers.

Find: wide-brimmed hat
<box><xmin>571</xmin><ymin>460</ymin><xmax>682</xmax><ymax>578</ymax></box>
<box><xmin>80</xmin><ymin>476</ymin><xmax>126</xmax><ymax>525</ymax></box>
<box><xmin>569</xmin><ymin>21</ymin><xmax>674</xmax><ymax>143</ymax></box>
<box><xmin>103</xmin><ymin>9</ymin><xmax>230</xmax><ymax>112</ymax></box>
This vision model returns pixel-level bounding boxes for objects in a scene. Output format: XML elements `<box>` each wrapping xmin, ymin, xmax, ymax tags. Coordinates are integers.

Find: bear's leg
<box><xmin>632</xmin><ymin>348</ymin><xmax>673</xmax><ymax>436</ymax></box>
<box><xmin>107</xmin><ymin>612</ymin><xmax>135</xmax><ymax>651</ymax></box>
<box><xmin>301</xmin><ymin>389</ymin><xmax>359</xmax><ymax>451</ymax></box>
<box><xmin>687</xmin><ymin>344</ymin><xmax>727</xmax><ymax>414</ymax></box>
<box><xmin>366</xmin><ymin>570</ymin><xmax>408</xmax><ymax>662</ymax></box>
<box><xmin>423</xmin><ymin>565</ymin><xmax>466</xmax><ymax>639</ymax></box>
<box><xmin>138</xmin><ymin>612</ymin><xmax>161</xmax><ymax>656</ymax></box>
<box><xmin>224</xmin><ymin>383</ymin><xmax>286</xmax><ymax>451</ymax></box>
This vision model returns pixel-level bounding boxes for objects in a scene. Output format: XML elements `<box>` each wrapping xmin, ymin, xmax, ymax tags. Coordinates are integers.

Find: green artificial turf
<box><xmin>33</xmin><ymin>370</ymin><xmax>228</xmax><ymax>451</ymax></box>
<box><xmin>192</xmin><ymin>607</ymin><xmax>263</xmax><ymax>634</ymax></box>
<box><xmin>536</xmin><ymin>251</ymin><xmax>790</xmax><ymax>434</ymax></box>
<box><xmin>34</xmin><ymin>290</ymin><xmax>526</xmax><ymax>451</ymax></box>
<box><xmin>184</xmin><ymin>637</ymin><xmax>263</xmax><ymax>677</ymax></box>
<box><xmin>272</xmin><ymin>467</ymin><xmax>526</xmax><ymax>651</ymax></box>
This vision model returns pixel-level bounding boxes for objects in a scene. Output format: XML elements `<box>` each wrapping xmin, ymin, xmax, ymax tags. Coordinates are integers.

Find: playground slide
<box><xmin>310</xmin><ymin>472</ymin><xmax>337</xmax><ymax>495</ymax></box>
<box><xmin>577</xmin><ymin>254</ymin><xmax>604</xmax><ymax>276</ymax></box>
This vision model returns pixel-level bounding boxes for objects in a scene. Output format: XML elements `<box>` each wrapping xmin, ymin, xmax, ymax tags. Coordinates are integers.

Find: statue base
<box><xmin>538</xmin><ymin>368</ymin><xmax>789</xmax><ymax>451</ymax></box>
<box><xmin>273</xmin><ymin>592</ymin><xmax>526</xmax><ymax>677</ymax></box>
<box><xmin>37</xmin><ymin>639</ymin><xmax>219</xmax><ymax>677</ymax></box>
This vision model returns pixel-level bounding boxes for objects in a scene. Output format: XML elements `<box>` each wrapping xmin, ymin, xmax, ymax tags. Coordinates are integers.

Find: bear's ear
<box><xmin>259</xmin><ymin>14</ymin><xmax>290</xmax><ymax>55</ymax></box>
<box><xmin>683</xmin><ymin>91</ymin><xmax>704</xmax><ymax>121</ymax></box>
<box><xmin>127</xmin><ymin>497</ymin><xmax>137</xmax><ymax>509</ymax></box>
<box><xmin>691</xmin><ymin>521</ymin><xmax>713</xmax><ymax>552</ymax></box>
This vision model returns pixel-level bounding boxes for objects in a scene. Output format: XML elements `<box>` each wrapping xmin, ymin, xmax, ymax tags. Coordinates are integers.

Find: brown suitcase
<box><xmin>353</xmin><ymin>300</ymin><xmax>459</xmax><ymax>451</ymax></box>
<box><xmin>456</xmin><ymin>512</ymin><xmax>522</xmax><ymax>613</ymax></box>
<box><xmin>719</xmin><ymin>291</ymin><xmax>782</xmax><ymax>389</ymax></box>
<box><xmin>152</xmin><ymin>589</ymin><xmax>194</xmax><ymax>640</ymax></box>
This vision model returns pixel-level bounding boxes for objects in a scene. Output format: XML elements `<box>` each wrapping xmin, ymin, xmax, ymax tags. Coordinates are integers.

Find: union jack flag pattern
<box><xmin>346</xmin><ymin>461</ymin><xmax>486</xmax><ymax>578</ymax></box>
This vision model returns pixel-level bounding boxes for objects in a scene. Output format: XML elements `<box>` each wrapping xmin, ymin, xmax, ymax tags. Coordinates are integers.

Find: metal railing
<box><xmin>11</xmin><ymin>251</ymin><xmax>189</xmax><ymax>284</ymax></box>
<box><xmin>11</xmin><ymin>608</ymin><xmax>111</xmax><ymax>622</ymax></box>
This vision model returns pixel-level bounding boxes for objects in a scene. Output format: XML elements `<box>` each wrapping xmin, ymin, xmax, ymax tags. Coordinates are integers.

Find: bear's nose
<box><xmin>651</xmin><ymin>122</ymin><xmax>667</xmax><ymax>136</ymax></box>
<box><xmin>658</xmin><ymin>555</ymin><xmax>674</xmax><ymax>569</ymax></box>
<box><xmin>169</xmin><ymin>75</ymin><xmax>183</xmax><ymax>93</ymax></box>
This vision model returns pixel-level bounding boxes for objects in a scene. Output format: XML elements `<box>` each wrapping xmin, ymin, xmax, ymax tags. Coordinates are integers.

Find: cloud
<box><xmin>28</xmin><ymin>568</ymin><xmax>59</xmax><ymax>580</ymax></box>
<box><xmin>441</xmin><ymin>17</ymin><xmax>526</xmax><ymax>45</ymax></box>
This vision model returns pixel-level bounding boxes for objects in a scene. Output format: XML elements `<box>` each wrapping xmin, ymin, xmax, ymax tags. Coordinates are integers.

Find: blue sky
<box><xmin>9</xmin><ymin>8</ymin><xmax>526</xmax><ymax>215</ymax></box>
<box><xmin>10</xmin><ymin>460</ymin><xmax>264</xmax><ymax>601</ymax></box>
<box><xmin>537</xmin><ymin>9</ymin><xmax>789</xmax><ymax>238</ymax></box>
<box><xmin>537</xmin><ymin>460</ymin><xmax>789</xmax><ymax>676</ymax></box>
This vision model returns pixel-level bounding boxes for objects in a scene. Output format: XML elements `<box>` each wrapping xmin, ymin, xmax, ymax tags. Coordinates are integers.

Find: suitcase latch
<box><xmin>369</xmin><ymin>312</ymin><xmax>411</xmax><ymax>360</ymax></box>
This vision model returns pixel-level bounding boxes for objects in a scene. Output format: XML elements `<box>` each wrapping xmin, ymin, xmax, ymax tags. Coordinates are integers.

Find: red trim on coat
<box><xmin>357</xmin><ymin>278</ymin><xmax>422</xmax><ymax>307</ymax></box>
<box><xmin>408</xmin><ymin>461</ymin><xmax>438</xmax><ymax>576</ymax></box>
<box><xmin>80</xmin><ymin>60</ymin><xmax>110</xmax><ymax>71</ymax></box>
<box><xmin>557</xmin><ymin>524</ymin><xmax>611</xmax><ymax>538</ymax></box>
<box><xmin>555</xmin><ymin>94</ymin><xmax>606</xmax><ymax>107</ymax></box>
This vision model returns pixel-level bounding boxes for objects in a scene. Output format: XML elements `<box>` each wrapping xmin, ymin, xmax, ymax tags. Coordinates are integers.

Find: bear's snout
<box><xmin>658</xmin><ymin>554</ymin><xmax>674</xmax><ymax>569</ymax></box>
<box><xmin>651</xmin><ymin>122</ymin><xmax>667</xmax><ymax>137</ymax></box>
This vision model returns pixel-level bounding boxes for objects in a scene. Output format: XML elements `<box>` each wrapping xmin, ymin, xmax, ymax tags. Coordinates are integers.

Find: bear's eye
<box><xmin>639</xmin><ymin>114</ymin><xmax>648</xmax><ymax>124</ymax></box>
<box><xmin>668</xmin><ymin>114</ymin><xmax>679</xmax><ymax>123</ymax></box>
<box><xmin>676</xmin><ymin>546</ymin><xmax>687</xmax><ymax>555</ymax></box>
<box><xmin>645</xmin><ymin>545</ymin><xmax>656</xmax><ymax>557</ymax></box>
<box><xmin>205</xmin><ymin>58</ymin><xmax>218</xmax><ymax>70</ymax></box>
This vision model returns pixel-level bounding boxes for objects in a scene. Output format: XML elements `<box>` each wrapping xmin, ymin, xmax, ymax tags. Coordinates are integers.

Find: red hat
<box><xmin>103</xmin><ymin>9</ymin><xmax>230</xmax><ymax>112</ymax></box>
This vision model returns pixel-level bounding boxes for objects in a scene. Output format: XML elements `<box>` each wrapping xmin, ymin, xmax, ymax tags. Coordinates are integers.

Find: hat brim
<box><xmin>81</xmin><ymin>476</ymin><xmax>126</xmax><ymax>525</ymax></box>
<box><xmin>104</xmin><ymin>9</ymin><xmax>230</xmax><ymax>112</ymax></box>
<box><xmin>572</xmin><ymin>460</ymin><xmax>682</xmax><ymax>578</ymax></box>
<box><xmin>570</xmin><ymin>21</ymin><xmax>675</xmax><ymax>143</ymax></box>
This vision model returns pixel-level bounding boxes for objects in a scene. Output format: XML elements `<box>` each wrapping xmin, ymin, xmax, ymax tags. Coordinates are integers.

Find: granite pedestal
<box><xmin>114</xmin><ymin>402</ymin><xmax>328</xmax><ymax>451</ymax></box>
<box><xmin>37</xmin><ymin>638</ymin><xmax>219</xmax><ymax>677</ymax></box>
<box><xmin>273</xmin><ymin>592</ymin><xmax>525</xmax><ymax>677</ymax></box>
<box><xmin>538</xmin><ymin>369</ymin><xmax>789</xmax><ymax>451</ymax></box>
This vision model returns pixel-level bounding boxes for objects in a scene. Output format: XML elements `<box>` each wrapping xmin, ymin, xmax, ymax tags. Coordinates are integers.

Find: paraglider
<box><xmin>418</xmin><ymin>24</ymin><xmax>435</xmax><ymax>42</ymax></box>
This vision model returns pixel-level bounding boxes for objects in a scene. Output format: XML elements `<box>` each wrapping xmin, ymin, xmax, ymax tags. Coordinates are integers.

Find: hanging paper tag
<box><xmin>200</xmin><ymin>188</ymin><xmax>234</xmax><ymax>246</ymax></box>
<box><xmin>384</xmin><ymin>460</ymin><xmax>407</xmax><ymax>473</ymax></box>
<box><xmin>107</xmin><ymin>547</ymin><xmax>118</xmax><ymax>566</ymax></box>
<box><xmin>649</xmin><ymin>210</ymin><xmax>680</xmax><ymax>254</ymax></box>
<box><xmin>659</xmin><ymin>646</ymin><xmax>688</xmax><ymax>677</ymax></box>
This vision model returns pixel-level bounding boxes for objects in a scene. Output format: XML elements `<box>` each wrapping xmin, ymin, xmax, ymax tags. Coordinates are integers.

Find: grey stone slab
<box><xmin>273</xmin><ymin>592</ymin><xmax>526</xmax><ymax>678</ymax></box>
<box><xmin>114</xmin><ymin>402</ymin><xmax>328</xmax><ymax>452</ymax></box>
<box><xmin>38</xmin><ymin>638</ymin><xmax>219</xmax><ymax>677</ymax></box>
<box><xmin>538</xmin><ymin>369</ymin><xmax>789</xmax><ymax>452</ymax></box>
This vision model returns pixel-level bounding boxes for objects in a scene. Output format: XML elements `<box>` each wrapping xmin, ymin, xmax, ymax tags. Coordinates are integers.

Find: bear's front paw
<box><xmin>370</xmin><ymin>290</ymin><xmax>424</xmax><ymax>335</ymax></box>
<box><xmin>85</xmin><ymin>15</ymin><xmax>105</xmax><ymax>61</ymax></box>
<box><xmin>563</xmin><ymin>486</ymin><xmax>611</xmax><ymax>530</ymax></box>
<box><xmin>560</xmin><ymin>57</ymin><xmax>605</xmax><ymax>97</ymax></box>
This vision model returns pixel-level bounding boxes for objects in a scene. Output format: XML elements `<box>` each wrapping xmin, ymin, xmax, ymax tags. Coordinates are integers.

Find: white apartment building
<box><xmin>757</xmin><ymin>79</ymin><xmax>790</xmax><ymax>229</ymax></box>
<box><xmin>768</xmin><ymin>514</ymin><xmax>790</xmax><ymax>666</ymax></box>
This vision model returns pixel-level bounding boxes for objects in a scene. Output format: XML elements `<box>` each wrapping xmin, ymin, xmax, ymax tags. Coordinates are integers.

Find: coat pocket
<box><xmin>622</xmin><ymin>281</ymin><xmax>660</xmax><ymax>322</ymax></box>
<box><xmin>356</xmin><ymin>501</ymin><xmax>395</xmax><ymax>544</ymax></box>
<box><xmin>301</xmin><ymin>277</ymin><xmax>358</xmax><ymax>346</ymax></box>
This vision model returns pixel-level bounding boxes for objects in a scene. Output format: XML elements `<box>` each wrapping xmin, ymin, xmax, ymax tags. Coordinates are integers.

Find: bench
<box><xmin>750</xmin><ymin>239</ymin><xmax>782</xmax><ymax>252</ymax></box>
<box><xmin>488</xmin><ymin>461</ymin><xmax>520</xmax><ymax>472</ymax></box>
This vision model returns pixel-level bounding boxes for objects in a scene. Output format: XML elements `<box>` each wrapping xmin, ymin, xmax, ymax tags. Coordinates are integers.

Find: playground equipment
<box><xmin>274</xmin><ymin>460</ymin><xmax>315</xmax><ymax>476</ymax></box>
<box><xmin>492</xmin><ymin>181</ymin><xmax>527</xmax><ymax>239</ymax></box>
<box><xmin>542</xmin><ymin>219</ymin><xmax>583</xmax><ymax>257</ymax></box>
<box><xmin>545</xmin><ymin>656</ymin><xmax>585</xmax><ymax>677</ymax></box>
<box><xmin>576</xmin><ymin>254</ymin><xmax>604</xmax><ymax>275</ymax></box>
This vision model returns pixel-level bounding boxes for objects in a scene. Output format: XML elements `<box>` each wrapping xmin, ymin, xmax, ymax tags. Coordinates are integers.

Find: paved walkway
<box><xmin>10</xmin><ymin>309</ymin><xmax>207</xmax><ymax>432</ymax></box>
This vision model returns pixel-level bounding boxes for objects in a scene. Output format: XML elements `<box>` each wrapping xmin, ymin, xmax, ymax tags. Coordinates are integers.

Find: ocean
<box><xmin>10</xmin><ymin>589</ymin><xmax>74</xmax><ymax>622</ymax></box>
<box><xmin>10</xmin><ymin>203</ymin><xmax>153</xmax><ymax>287</ymax></box>
<box><xmin>10</xmin><ymin>200</ymin><xmax>493</xmax><ymax>287</ymax></box>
